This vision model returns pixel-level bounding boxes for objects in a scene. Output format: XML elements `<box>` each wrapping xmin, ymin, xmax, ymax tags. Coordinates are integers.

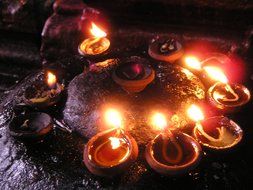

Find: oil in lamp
<box><xmin>148</xmin><ymin>37</ymin><xmax>183</xmax><ymax>63</ymax></box>
<box><xmin>78</xmin><ymin>22</ymin><xmax>110</xmax><ymax>56</ymax></box>
<box><xmin>112</xmin><ymin>61</ymin><xmax>155</xmax><ymax>93</ymax></box>
<box><xmin>187</xmin><ymin>104</ymin><xmax>243</xmax><ymax>150</ymax></box>
<box><xmin>203</xmin><ymin>66</ymin><xmax>251</xmax><ymax>112</ymax></box>
<box><xmin>24</xmin><ymin>71</ymin><xmax>64</xmax><ymax>109</ymax></box>
<box><xmin>145</xmin><ymin>113</ymin><xmax>202</xmax><ymax>175</ymax></box>
<box><xmin>9</xmin><ymin>112</ymin><xmax>53</xmax><ymax>139</ymax></box>
<box><xmin>83</xmin><ymin>108</ymin><xmax>138</xmax><ymax>177</ymax></box>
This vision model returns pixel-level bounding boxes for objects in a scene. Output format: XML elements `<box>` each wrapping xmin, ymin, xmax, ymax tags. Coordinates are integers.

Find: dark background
<box><xmin>0</xmin><ymin>0</ymin><xmax>253</xmax><ymax>189</ymax></box>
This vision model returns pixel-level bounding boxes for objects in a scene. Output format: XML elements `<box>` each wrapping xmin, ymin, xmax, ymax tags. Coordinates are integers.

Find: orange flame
<box><xmin>47</xmin><ymin>71</ymin><xmax>56</xmax><ymax>88</ymax></box>
<box><xmin>151</xmin><ymin>113</ymin><xmax>168</xmax><ymax>131</ymax></box>
<box><xmin>187</xmin><ymin>104</ymin><xmax>204</xmax><ymax>122</ymax></box>
<box><xmin>184</xmin><ymin>56</ymin><xmax>202</xmax><ymax>70</ymax></box>
<box><xmin>90</xmin><ymin>22</ymin><xmax>107</xmax><ymax>38</ymax></box>
<box><xmin>104</xmin><ymin>108</ymin><xmax>122</xmax><ymax>128</ymax></box>
<box><xmin>203</xmin><ymin>66</ymin><xmax>228</xmax><ymax>83</ymax></box>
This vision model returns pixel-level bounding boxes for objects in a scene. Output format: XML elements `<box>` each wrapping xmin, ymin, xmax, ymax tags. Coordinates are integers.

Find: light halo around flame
<box><xmin>90</xmin><ymin>22</ymin><xmax>107</xmax><ymax>38</ymax></box>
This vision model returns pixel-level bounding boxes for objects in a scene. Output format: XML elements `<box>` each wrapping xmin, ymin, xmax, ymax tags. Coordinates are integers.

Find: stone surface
<box><xmin>63</xmin><ymin>56</ymin><xmax>205</xmax><ymax>144</ymax></box>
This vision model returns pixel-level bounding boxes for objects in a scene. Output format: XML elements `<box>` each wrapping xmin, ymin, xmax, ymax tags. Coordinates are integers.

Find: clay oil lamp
<box><xmin>187</xmin><ymin>104</ymin><xmax>243</xmax><ymax>150</ymax></box>
<box><xmin>83</xmin><ymin>108</ymin><xmax>138</xmax><ymax>177</ymax></box>
<box><xmin>203</xmin><ymin>66</ymin><xmax>250</xmax><ymax>112</ymax></box>
<box><xmin>9</xmin><ymin>112</ymin><xmax>53</xmax><ymax>139</ymax></box>
<box><xmin>148</xmin><ymin>37</ymin><xmax>183</xmax><ymax>63</ymax></box>
<box><xmin>24</xmin><ymin>71</ymin><xmax>64</xmax><ymax>109</ymax></box>
<box><xmin>145</xmin><ymin>113</ymin><xmax>202</xmax><ymax>176</ymax></box>
<box><xmin>112</xmin><ymin>61</ymin><xmax>155</xmax><ymax>93</ymax></box>
<box><xmin>78</xmin><ymin>22</ymin><xmax>110</xmax><ymax>57</ymax></box>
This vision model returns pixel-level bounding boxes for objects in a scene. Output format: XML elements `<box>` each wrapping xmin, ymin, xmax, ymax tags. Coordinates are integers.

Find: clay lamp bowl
<box><xmin>83</xmin><ymin>108</ymin><xmax>138</xmax><ymax>177</ymax></box>
<box><xmin>83</xmin><ymin>128</ymin><xmax>138</xmax><ymax>177</ymax></box>
<box><xmin>148</xmin><ymin>37</ymin><xmax>183</xmax><ymax>63</ymax></box>
<box><xmin>187</xmin><ymin>105</ymin><xmax>243</xmax><ymax>150</ymax></box>
<box><xmin>193</xmin><ymin>116</ymin><xmax>243</xmax><ymax>150</ymax></box>
<box><xmin>112</xmin><ymin>59</ymin><xmax>155</xmax><ymax>93</ymax></box>
<box><xmin>207</xmin><ymin>82</ymin><xmax>250</xmax><ymax>112</ymax></box>
<box><xmin>9</xmin><ymin>112</ymin><xmax>53</xmax><ymax>139</ymax></box>
<box><xmin>145</xmin><ymin>113</ymin><xmax>202</xmax><ymax>176</ymax></box>
<box><xmin>24</xmin><ymin>71</ymin><xmax>64</xmax><ymax>109</ymax></box>
<box><xmin>78</xmin><ymin>22</ymin><xmax>110</xmax><ymax>57</ymax></box>
<box><xmin>145</xmin><ymin>131</ymin><xmax>202</xmax><ymax>176</ymax></box>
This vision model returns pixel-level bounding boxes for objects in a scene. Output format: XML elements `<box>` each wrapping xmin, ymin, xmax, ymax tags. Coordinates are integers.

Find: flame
<box><xmin>151</xmin><ymin>113</ymin><xmax>167</xmax><ymax>131</ymax></box>
<box><xmin>187</xmin><ymin>104</ymin><xmax>204</xmax><ymax>122</ymax></box>
<box><xmin>203</xmin><ymin>66</ymin><xmax>228</xmax><ymax>83</ymax></box>
<box><xmin>109</xmin><ymin>137</ymin><xmax>121</xmax><ymax>149</ymax></box>
<box><xmin>184</xmin><ymin>56</ymin><xmax>202</xmax><ymax>70</ymax></box>
<box><xmin>104</xmin><ymin>108</ymin><xmax>122</xmax><ymax>128</ymax></box>
<box><xmin>47</xmin><ymin>71</ymin><xmax>56</xmax><ymax>88</ymax></box>
<box><xmin>90</xmin><ymin>22</ymin><xmax>107</xmax><ymax>38</ymax></box>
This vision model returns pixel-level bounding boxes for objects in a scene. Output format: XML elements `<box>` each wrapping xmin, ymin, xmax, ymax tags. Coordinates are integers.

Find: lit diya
<box><xmin>83</xmin><ymin>108</ymin><xmax>138</xmax><ymax>177</ymax></box>
<box><xmin>9</xmin><ymin>112</ymin><xmax>53</xmax><ymax>139</ymax></box>
<box><xmin>24</xmin><ymin>71</ymin><xmax>64</xmax><ymax>109</ymax></box>
<box><xmin>203</xmin><ymin>66</ymin><xmax>250</xmax><ymax>111</ymax></box>
<box><xmin>148</xmin><ymin>37</ymin><xmax>183</xmax><ymax>63</ymax></box>
<box><xmin>145</xmin><ymin>113</ymin><xmax>202</xmax><ymax>175</ymax></box>
<box><xmin>112</xmin><ymin>58</ymin><xmax>155</xmax><ymax>93</ymax></box>
<box><xmin>78</xmin><ymin>22</ymin><xmax>110</xmax><ymax>56</ymax></box>
<box><xmin>187</xmin><ymin>104</ymin><xmax>243</xmax><ymax>150</ymax></box>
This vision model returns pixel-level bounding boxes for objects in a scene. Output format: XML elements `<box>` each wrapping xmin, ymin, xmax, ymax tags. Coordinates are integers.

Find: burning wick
<box><xmin>104</xmin><ymin>108</ymin><xmax>122</xmax><ymax>129</ymax></box>
<box><xmin>203</xmin><ymin>66</ymin><xmax>239</xmax><ymax>102</ymax></box>
<box><xmin>187</xmin><ymin>104</ymin><xmax>224</xmax><ymax>142</ymax></box>
<box><xmin>83</xmin><ymin>108</ymin><xmax>138</xmax><ymax>176</ymax></box>
<box><xmin>184</xmin><ymin>56</ymin><xmax>202</xmax><ymax>71</ymax></box>
<box><xmin>151</xmin><ymin>113</ymin><xmax>183</xmax><ymax>164</ymax></box>
<box><xmin>78</xmin><ymin>22</ymin><xmax>110</xmax><ymax>56</ymax></box>
<box><xmin>47</xmin><ymin>71</ymin><xmax>57</xmax><ymax>89</ymax></box>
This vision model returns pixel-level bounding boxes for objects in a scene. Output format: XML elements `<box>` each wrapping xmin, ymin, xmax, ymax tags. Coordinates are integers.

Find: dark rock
<box><xmin>53</xmin><ymin>0</ymin><xmax>86</xmax><ymax>15</ymax></box>
<box><xmin>41</xmin><ymin>13</ymin><xmax>83</xmax><ymax>60</ymax></box>
<box><xmin>63</xmin><ymin>57</ymin><xmax>205</xmax><ymax>145</ymax></box>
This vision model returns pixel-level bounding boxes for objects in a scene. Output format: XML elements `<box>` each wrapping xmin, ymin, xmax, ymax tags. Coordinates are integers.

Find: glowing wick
<box><xmin>203</xmin><ymin>66</ymin><xmax>228</xmax><ymax>83</ymax></box>
<box><xmin>90</xmin><ymin>22</ymin><xmax>107</xmax><ymax>38</ymax></box>
<box><xmin>47</xmin><ymin>71</ymin><xmax>57</xmax><ymax>89</ymax></box>
<box><xmin>109</xmin><ymin>137</ymin><xmax>121</xmax><ymax>149</ymax></box>
<box><xmin>187</xmin><ymin>104</ymin><xmax>224</xmax><ymax>142</ymax></box>
<box><xmin>187</xmin><ymin>104</ymin><xmax>204</xmax><ymax>122</ymax></box>
<box><xmin>105</xmin><ymin>108</ymin><xmax>122</xmax><ymax>128</ymax></box>
<box><xmin>151</xmin><ymin>113</ymin><xmax>167</xmax><ymax>131</ymax></box>
<box><xmin>184</xmin><ymin>56</ymin><xmax>202</xmax><ymax>70</ymax></box>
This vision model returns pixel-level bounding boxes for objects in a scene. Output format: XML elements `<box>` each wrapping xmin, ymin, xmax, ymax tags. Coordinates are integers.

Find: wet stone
<box><xmin>63</xmin><ymin>58</ymin><xmax>205</xmax><ymax>146</ymax></box>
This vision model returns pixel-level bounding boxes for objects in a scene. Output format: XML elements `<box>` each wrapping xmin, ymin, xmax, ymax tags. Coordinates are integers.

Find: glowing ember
<box><xmin>151</xmin><ymin>113</ymin><xmax>167</xmax><ymax>131</ymax></box>
<box><xmin>203</xmin><ymin>66</ymin><xmax>228</xmax><ymax>83</ymax></box>
<box><xmin>90</xmin><ymin>22</ymin><xmax>107</xmax><ymax>38</ymax></box>
<box><xmin>184</xmin><ymin>56</ymin><xmax>201</xmax><ymax>70</ymax></box>
<box><xmin>105</xmin><ymin>109</ymin><xmax>122</xmax><ymax>128</ymax></box>
<box><xmin>109</xmin><ymin>137</ymin><xmax>121</xmax><ymax>149</ymax></box>
<box><xmin>187</xmin><ymin>104</ymin><xmax>204</xmax><ymax>122</ymax></box>
<box><xmin>47</xmin><ymin>71</ymin><xmax>56</xmax><ymax>88</ymax></box>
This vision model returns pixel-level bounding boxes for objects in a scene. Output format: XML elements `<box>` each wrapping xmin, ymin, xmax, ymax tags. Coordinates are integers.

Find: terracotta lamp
<box><xmin>24</xmin><ymin>71</ymin><xmax>64</xmax><ymax>109</ymax></box>
<box><xmin>148</xmin><ymin>37</ymin><xmax>183</xmax><ymax>63</ymax></box>
<box><xmin>145</xmin><ymin>113</ymin><xmax>202</xmax><ymax>175</ymax></box>
<box><xmin>83</xmin><ymin>109</ymin><xmax>138</xmax><ymax>177</ymax></box>
<box><xmin>112</xmin><ymin>59</ymin><xmax>155</xmax><ymax>93</ymax></box>
<box><xmin>78</xmin><ymin>22</ymin><xmax>110</xmax><ymax>56</ymax></box>
<box><xmin>9</xmin><ymin>112</ymin><xmax>53</xmax><ymax>139</ymax></box>
<box><xmin>187</xmin><ymin>104</ymin><xmax>243</xmax><ymax>150</ymax></box>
